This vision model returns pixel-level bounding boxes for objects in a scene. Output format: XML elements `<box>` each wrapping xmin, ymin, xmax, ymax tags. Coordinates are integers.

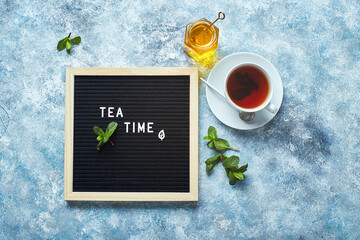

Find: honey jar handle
<box><xmin>218</xmin><ymin>12</ymin><xmax>225</xmax><ymax>20</ymax></box>
<box><xmin>206</xmin><ymin>12</ymin><xmax>226</xmax><ymax>30</ymax></box>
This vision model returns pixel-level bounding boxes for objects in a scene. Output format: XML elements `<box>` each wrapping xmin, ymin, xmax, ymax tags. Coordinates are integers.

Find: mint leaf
<box><xmin>104</xmin><ymin>122</ymin><xmax>118</xmax><ymax>143</ymax></box>
<box><xmin>223</xmin><ymin>155</ymin><xmax>239</xmax><ymax>170</ymax></box>
<box><xmin>66</xmin><ymin>41</ymin><xmax>71</xmax><ymax>50</ymax></box>
<box><xmin>214</xmin><ymin>138</ymin><xmax>230</xmax><ymax>150</ymax></box>
<box><xmin>203</xmin><ymin>136</ymin><xmax>212</xmax><ymax>140</ymax></box>
<box><xmin>93</xmin><ymin>122</ymin><xmax>117</xmax><ymax>150</ymax></box>
<box><xmin>93</xmin><ymin>126</ymin><xmax>104</xmax><ymax>136</ymax></box>
<box><xmin>97</xmin><ymin>139</ymin><xmax>105</xmax><ymax>151</ymax></box>
<box><xmin>214</xmin><ymin>138</ymin><xmax>239</xmax><ymax>150</ymax></box>
<box><xmin>205</xmin><ymin>154</ymin><xmax>221</xmax><ymax>164</ymax></box>
<box><xmin>233</xmin><ymin>171</ymin><xmax>245</xmax><ymax>180</ymax></box>
<box><xmin>207</xmin><ymin>140</ymin><xmax>215</xmax><ymax>149</ymax></box>
<box><xmin>205</xmin><ymin>154</ymin><xmax>221</xmax><ymax>173</ymax></box>
<box><xmin>238</xmin><ymin>164</ymin><xmax>248</xmax><ymax>173</ymax></box>
<box><xmin>208</xmin><ymin>126</ymin><xmax>217</xmax><ymax>140</ymax></box>
<box><xmin>206</xmin><ymin>163</ymin><xmax>216</xmax><ymax>173</ymax></box>
<box><xmin>57</xmin><ymin>33</ymin><xmax>81</xmax><ymax>54</ymax></box>
<box><xmin>105</xmin><ymin>122</ymin><xmax>118</xmax><ymax>137</ymax></box>
<box><xmin>227</xmin><ymin>170</ymin><xmax>237</xmax><ymax>185</ymax></box>
<box><xmin>57</xmin><ymin>38</ymin><xmax>67</xmax><ymax>51</ymax></box>
<box><xmin>70</xmin><ymin>36</ymin><xmax>81</xmax><ymax>44</ymax></box>
<box><xmin>96</xmin><ymin>134</ymin><xmax>104</xmax><ymax>141</ymax></box>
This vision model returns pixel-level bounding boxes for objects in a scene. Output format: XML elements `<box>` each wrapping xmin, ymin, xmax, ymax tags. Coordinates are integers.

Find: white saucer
<box><xmin>205</xmin><ymin>52</ymin><xmax>283</xmax><ymax>130</ymax></box>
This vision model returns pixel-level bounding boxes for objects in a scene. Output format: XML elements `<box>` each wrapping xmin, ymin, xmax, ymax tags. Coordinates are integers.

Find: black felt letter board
<box><xmin>73</xmin><ymin>75</ymin><xmax>190</xmax><ymax>193</ymax></box>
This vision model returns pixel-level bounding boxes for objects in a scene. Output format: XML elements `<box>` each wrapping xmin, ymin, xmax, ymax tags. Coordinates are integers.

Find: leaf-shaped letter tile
<box><xmin>158</xmin><ymin>130</ymin><xmax>165</xmax><ymax>141</ymax></box>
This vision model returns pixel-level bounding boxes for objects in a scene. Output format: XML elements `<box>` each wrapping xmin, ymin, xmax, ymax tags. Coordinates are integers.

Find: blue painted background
<box><xmin>1</xmin><ymin>0</ymin><xmax>360</xmax><ymax>239</ymax></box>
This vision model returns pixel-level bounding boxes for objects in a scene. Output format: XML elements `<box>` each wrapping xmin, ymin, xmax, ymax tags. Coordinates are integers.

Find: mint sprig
<box><xmin>204</xmin><ymin>126</ymin><xmax>239</xmax><ymax>150</ymax></box>
<box><xmin>204</xmin><ymin>126</ymin><xmax>248</xmax><ymax>185</ymax></box>
<box><xmin>57</xmin><ymin>33</ymin><xmax>81</xmax><ymax>54</ymax></box>
<box><xmin>93</xmin><ymin>122</ymin><xmax>118</xmax><ymax>151</ymax></box>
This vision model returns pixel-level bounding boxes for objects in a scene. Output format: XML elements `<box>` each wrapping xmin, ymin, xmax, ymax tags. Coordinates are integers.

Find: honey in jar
<box><xmin>184</xmin><ymin>18</ymin><xmax>219</xmax><ymax>60</ymax></box>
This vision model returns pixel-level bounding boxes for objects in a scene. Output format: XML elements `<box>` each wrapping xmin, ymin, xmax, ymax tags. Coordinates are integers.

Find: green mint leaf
<box><xmin>105</xmin><ymin>122</ymin><xmax>118</xmax><ymax>138</ymax></box>
<box><xmin>227</xmin><ymin>170</ymin><xmax>237</xmax><ymax>185</ymax></box>
<box><xmin>208</xmin><ymin>126</ymin><xmax>217</xmax><ymax>140</ymax></box>
<box><xmin>206</xmin><ymin>163</ymin><xmax>216</xmax><ymax>173</ymax></box>
<box><xmin>223</xmin><ymin>155</ymin><xmax>239</xmax><ymax>170</ymax></box>
<box><xmin>96</xmin><ymin>134</ymin><xmax>104</xmax><ymax>141</ymax></box>
<box><xmin>94</xmin><ymin>122</ymin><xmax>117</xmax><ymax>150</ymax></box>
<box><xmin>203</xmin><ymin>136</ymin><xmax>212</xmax><ymax>140</ymax></box>
<box><xmin>238</xmin><ymin>163</ymin><xmax>248</xmax><ymax>173</ymax></box>
<box><xmin>205</xmin><ymin>154</ymin><xmax>221</xmax><ymax>164</ymax></box>
<box><xmin>70</xmin><ymin>36</ymin><xmax>81</xmax><ymax>44</ymax></box>
<box><xmin>205</xmin><ymin>154</ymin><xmax>221</xmax><ymax>173</ymax></box>
<box><xmin>66</xmin><ymin>41</ymin><xmax>71</xmax><ymax>50</ymax></box>
<box><xmin>57</xmin><ymin>38</ymin><xmax>67</xmax><ymax>51</ymax></box>
<box><xmin>97</xmin><ymin>139</ymin><xmax>105</xmax><ymax>151</ymax></box>
<box><xmin>214</xmin><ymin>138</ymin><xmax>230</xmax><ymax>150</ymax></box>
<box><xmin>93</xmin><ymin>126</ymin><xmax>104</xmax><ymax>136</ymax></box>
<box><xmin>57</xmin><ymin>34</ymin><xmax>81</xmax><ymax>54</ymax></box>
<box><xmin>233</xmin><ymin>171</ymin><xmax>245</xmax><ymax>180</ymax></box>
<box><xmin>207</xmin><ymin>140</ymin><xmax>215</xmax><ymax>149</ymax></box>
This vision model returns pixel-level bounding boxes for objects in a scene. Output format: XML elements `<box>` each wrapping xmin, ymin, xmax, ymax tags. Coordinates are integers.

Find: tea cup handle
<box><xmin>265</xmin><ymin>102</ymin><xmax>278</xmax><ymax>114</ymax></box>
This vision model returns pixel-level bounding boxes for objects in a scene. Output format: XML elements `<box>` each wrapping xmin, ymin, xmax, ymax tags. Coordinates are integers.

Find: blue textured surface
<box><xmin>1</xmin><ymin>0</ymin><xmax>360</xmax><ymax>239</ymax></box>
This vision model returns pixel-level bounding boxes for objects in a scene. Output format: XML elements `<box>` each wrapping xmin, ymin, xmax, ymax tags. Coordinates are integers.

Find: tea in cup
<box><xmin>224</xmin><ymin>64</ymin><xmax>277</xmax><ymax>114</ymax></box>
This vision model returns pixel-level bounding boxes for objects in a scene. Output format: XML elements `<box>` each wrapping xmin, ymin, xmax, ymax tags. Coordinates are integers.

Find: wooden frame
<box><xmin>65</xmin><ymin>68</ymin><xmax>198</xmax><ymax>201</ymax></box>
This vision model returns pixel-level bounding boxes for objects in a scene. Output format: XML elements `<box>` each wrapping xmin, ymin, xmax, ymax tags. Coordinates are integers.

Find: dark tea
<box><xmin>226</xmin><ymin>65</ymin><xmax>270</xmax><ymax>109</ymax></box>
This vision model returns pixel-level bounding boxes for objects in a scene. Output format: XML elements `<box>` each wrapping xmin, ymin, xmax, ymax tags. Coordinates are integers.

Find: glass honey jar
<box><xmin>184</xmin><ymin>13</ymin><xmax>224</xmax><ymax>61</ymax></box>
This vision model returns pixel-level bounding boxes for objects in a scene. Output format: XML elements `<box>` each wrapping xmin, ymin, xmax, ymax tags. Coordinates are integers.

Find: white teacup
<box><xmin>224</xmin><ymin>63</ymin><xmax>278</xmax><ymax>114</ymax></box>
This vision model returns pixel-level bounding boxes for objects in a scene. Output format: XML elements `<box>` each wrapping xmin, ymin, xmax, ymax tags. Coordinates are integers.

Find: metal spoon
<box><xmin>203</xmin><ymin>12</ymin><xmax>226</xmax><ymax>32</ymax></box>
<box><xmin>200</xmin><ymin>77</ymin><xmax>255</xmax><ymax>122</ymax></box>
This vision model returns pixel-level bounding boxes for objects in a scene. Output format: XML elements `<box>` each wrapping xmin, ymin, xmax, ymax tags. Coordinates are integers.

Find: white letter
<box><xmin>124</xmin><ymin>122</ymin><xmax>130</xmax><ymax>133</ymax></box>
<box><xmin>116</xmin><ymin>107</ymin><xmax>123</xmax><ymax>118</ymax></box>
<box><xmin>138</xmin><ymin>122</ymin><xmax>145</xmax><ymax>133</ymax></box>
<box><xmin>132</xmin><ymin>122</ymin><xmax>135</xmax><ymax>133</ymax></box>
<box><xmin>108</xmin><ymin>107</ymin><xmax>114</xmax><ymax>117</ymax></box>
<box><xmin>158</xmin><ymin>130</ymin><xmax>165</xmax><ymax>141</ymax></box>
<box><xmin>147</xmin><ymin>122</ymin><xmax>153</xmax><ymax>133</ymax></box>
<box><xmin>100</xmin><ymin>107</ymin><xmax>106</xmax><ymax>118</ymax></box>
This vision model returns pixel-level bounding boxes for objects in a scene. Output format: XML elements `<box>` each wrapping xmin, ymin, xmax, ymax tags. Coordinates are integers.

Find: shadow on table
<box><xmin>66</xmin><ymin>201</ymin><xmax>197</xmax><ymax>209</ymax></box>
